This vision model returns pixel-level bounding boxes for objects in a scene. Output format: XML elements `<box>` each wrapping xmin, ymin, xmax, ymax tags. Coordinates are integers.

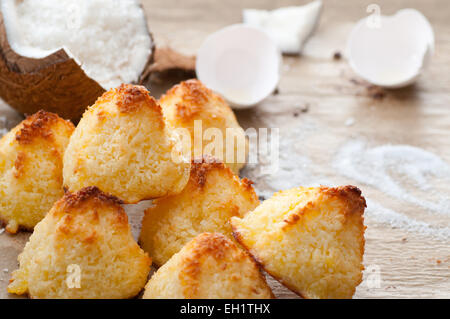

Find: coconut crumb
<box><xmin>245</xmin><ymin>128</ymin><xmax>450</xmax><ymax>241</ymax></box>
<box><xmin>333</xmin><ymin>51</ymin><xmax>342</xmax><ymax>60</ymax></box>
<box><xmin>334</xmin><ymin>139</ymin><xmax>450</xmax><ymax>215</ymax></box>
<box><xmin>345</xmin><ymin>117</ymin><xmax>355</xmax><ymax>126</ymax></box>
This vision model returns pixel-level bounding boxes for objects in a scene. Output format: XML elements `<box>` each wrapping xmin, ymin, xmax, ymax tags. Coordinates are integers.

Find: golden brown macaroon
<box><xmin>143</xmin><ymin>232</ymin><xmax>274</xmax><ymax>299</ymax></box>
<box><xmin>159</xmin><ymin>79</ymin><xmax>247</xmax><ymax>175</ymax></box>
<box><xmin>231</xmin><ymin>186</ymin><xmax>366</xmax><ymax>299</ymax></box>
<box><xmin>139</xmin><ymin>156</ymin><xmax>259</xmax><ymax>266</ymax></box>
<box><xmin>8</xmin><ymin>186</ymin><xmax>151</xmax><ymax>299</ymax></box>
<box><xmin>63</xmin><ymin>84</ymin><xmax>190</xmax><ymax>203</ymax></box>
<box><xmin>0</xmin><ymin>110</ymin><xmax>74</xmax><ymax>233</ymax></box>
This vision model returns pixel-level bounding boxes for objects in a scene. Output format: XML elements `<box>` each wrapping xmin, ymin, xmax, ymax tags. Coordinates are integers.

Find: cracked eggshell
<box><xmin>347</xmin><ymin>9</ymin><xmax>434</xmax><ymax>88</ymax></box>
<box><xmin>196</xmin><ymin>24</ymin><xmax>281</xmax><ymax>109</ymax></box>
<box><xmin>243</xmin><ymin>0</ymin><xmax>322</xmax><ymax>54</ymax></box>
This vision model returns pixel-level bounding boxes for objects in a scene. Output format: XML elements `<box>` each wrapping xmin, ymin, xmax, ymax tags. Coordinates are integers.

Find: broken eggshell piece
<box><xmin>196</xmin><ymin>24</ymin><xmax>281</xmax><ymax>109</ymax></box>
<box><xmin>347</xmin><ymin>9</ymin><xmax>434</xmax><ymax>88</ymax></box>
<box><xmin>243</xmin><ymin>0</ymin><xmax>322</xmax><ymax>54</ymax></box>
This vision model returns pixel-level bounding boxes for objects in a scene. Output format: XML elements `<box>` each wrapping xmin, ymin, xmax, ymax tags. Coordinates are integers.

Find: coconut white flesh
<box><xmin>1</xmin><ymin>0</ymin><xmax>152</xmax><ymax>89</ymax></box>
<box><xmin>243</xmin><ymin>0</ymin><xmax>322</xmax><ymax>54</ymax></box>
<box><xmin>347</xmin><ymin>9</ymin><xmax>434</xmax><ymax>88</ymax></box>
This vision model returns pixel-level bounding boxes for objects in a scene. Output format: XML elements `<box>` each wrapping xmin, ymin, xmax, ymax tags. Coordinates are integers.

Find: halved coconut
<box><xmin>0</xmin><ymin>0</ymin><xmax>154</xmax><ymax>121</ymax></box>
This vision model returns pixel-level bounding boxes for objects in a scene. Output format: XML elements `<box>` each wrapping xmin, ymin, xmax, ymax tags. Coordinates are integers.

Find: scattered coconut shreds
<box><xmin>244</xmin><ymin>126</ymin><xmax>450</xmax><ymax>241</ymax></box>
<box><xmin>333</xmin><ymin>139</ymin><xmax>450</xmax><ymax>215</ymax></box>
<box><xmin>1</xmin><ymin>0</ymin><xmax>153</xmax><ymax>89</ymax></box>
<box><xmin>243</xmin><ymin>120</ymin><xmax>333</xmax><ymax>197</ymax></box>
<box><xmin>243</xmin><ymin>0</ymin><xmax>322</xmax><ymax>54</ymax></box>
<box><xmin>345</xmin><ymin>117</ymin><xmax>355</xmax><ymax>126</ymax></box>
<box><xmin>366</xmin><ymin>200</ymin><xmax>450</xmax><ymax>242</ymax></box>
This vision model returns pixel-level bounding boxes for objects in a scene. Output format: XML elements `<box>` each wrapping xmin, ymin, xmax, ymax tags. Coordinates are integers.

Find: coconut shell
<box><xmin>137</xmin><ymin>6</ymin><xmax>156</xmax><ymax>86</ymax></box>
<box><xmin>0</xmin><ymin>3</ymin><xmax>194</xmax><ymax>122</ymax></box>
<box><xmin>0</xmin><ymin>11</ymin><xmax>106</xmax><ymax>121</ymax></box>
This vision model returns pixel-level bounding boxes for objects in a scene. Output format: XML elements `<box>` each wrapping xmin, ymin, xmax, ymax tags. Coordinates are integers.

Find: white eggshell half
<box><xmin>347</xmin><ymin>9</ymin><xmax>434</xmax><ymax>88</ymax></box>
<box><xmin>196</xmin><ymin>24</ymin><xmax>281</xmax><ymax>109</ymax></box>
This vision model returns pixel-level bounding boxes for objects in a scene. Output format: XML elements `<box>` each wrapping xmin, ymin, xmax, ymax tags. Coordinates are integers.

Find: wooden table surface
<box><xmin>0</xmin><ymin>0</ymin><xmax>449</xmax><ymax>298</ymax></box>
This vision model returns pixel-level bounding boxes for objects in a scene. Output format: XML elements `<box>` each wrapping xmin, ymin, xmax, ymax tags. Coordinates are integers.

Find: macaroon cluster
<box><xmin>3</xmin><ymin>80</ymin><xmax>366</xmax><ymax>299</ymax></box>
<box><xmin>139</xmin><ymin>155</ymin><xmax>259</xmax><ymax>266</ymax></box>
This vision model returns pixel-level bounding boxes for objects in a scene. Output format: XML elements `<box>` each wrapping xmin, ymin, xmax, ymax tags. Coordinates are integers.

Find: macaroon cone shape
<box><xmin>139</xmin><ymin>156</ymin><xmax>259</xmax><ymax>266</ymax></box>
<box><xmin>231</xmin><ymin>186</ymin><xmax>366</xmax><ymax>299</ymax></box>
<box><xmin>63</xmin><ymin>84</ymin><xmax>191</xmax><ymax>203</ymax></box>
<box><xmin>0</xmin><ymin>110</ymin><xmax>74</xmax><ymax>233</ymax></box>
<box><xmin>159</xmin><ymin>79</ymin><xmax>248</xmax><ymax>175</ymax></box>
<box><xmin>143</xmin><ymin>232</ymin><xmax>274</xmax><ymax>299</ymax></box>
<box><xmin>8</xmin><ymin>186</ymin><xmax>151</xmax><ymax>299</ymax></box>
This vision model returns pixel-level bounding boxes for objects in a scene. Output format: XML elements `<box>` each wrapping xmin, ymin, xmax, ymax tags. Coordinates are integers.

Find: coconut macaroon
<box><xmin>8</xmin><ymin>186</ymin><xmax>151</xmax><ymax>299</ymax></box>
<box><xmin>143</xmin><ymin>232</ymin><xmax>274</xmax><ymax>299</ymax></box>
<box><xmin>139</xmin><ymin>156</ymin><xmax>259</xmax><ymax>266</ymax></box>
<box><xmin>231</xmin><ymin>186</ymin><xmax>366</xmax><ymax>299</ymax></box>
<box><xmin>0</xmin><ymin>110</ymin><xmax>74</xmax><ymax>234</ymax></box>
<box><xmin>63</xmin><ymin>84</ymin><xmax>190</xmax><ymax>203</ymax></box>
<box><xmin>159</xmin><ymin>79</ymin><xmax>247</xmax><ymax>174</ymax></box>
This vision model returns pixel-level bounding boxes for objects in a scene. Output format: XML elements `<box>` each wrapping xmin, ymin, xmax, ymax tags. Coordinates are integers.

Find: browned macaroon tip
<box><xmin>15</xmin><ymin>110</ymin><xmax>72</xmax><ymax>144</ymax></box>
<box><xmin>320</xmin><ymin>185</ymin><xmax>367</xmax><ymax>214</ymax></box>
<box><xmin>189</xmin><ymin>155</ymin><xmax>230</xmax><ymax>188</ymax></box>
<box><xmin>189</xmin><ymin>232</ymin><xmax>234</xmax><ymax>259</ymax></box>
<box><xmin>159</xmin><ymin>79</ymin><xmax>226</xmax><ymax>120</ymax></box>
<box><xmin>189</xmin><ymin>156</ymin><xmax>258</xmax><ymax>201</ymax></box>
<box><xmin>241</xmin><ymin>178</ymin><xmax>255</xmax><ymax>192</ymax></box>
<box><xmin>115</xmin><ymin>83</ymin><xmax>160</xmax><ymax>113</ymax></box>
<box><xmin>59</xmin><ymin>186</ymin><xmax>124</xmax><ymax>209</ymax></box>
<box><xmin>92</xmin><ymin>83</ymin><xmax>160</xmax><ymax>114</ymax></box>
<box><xmin>162</xmin><ymin>78</ymin><xmax>211</xmax><ymax>101</ymax></box>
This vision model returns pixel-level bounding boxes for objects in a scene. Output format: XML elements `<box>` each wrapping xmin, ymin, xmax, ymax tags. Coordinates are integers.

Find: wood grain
<box><xmin>0</xmin><ymin>0</ymin><xmax>449</xmax><ymax>299</ymax></box>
